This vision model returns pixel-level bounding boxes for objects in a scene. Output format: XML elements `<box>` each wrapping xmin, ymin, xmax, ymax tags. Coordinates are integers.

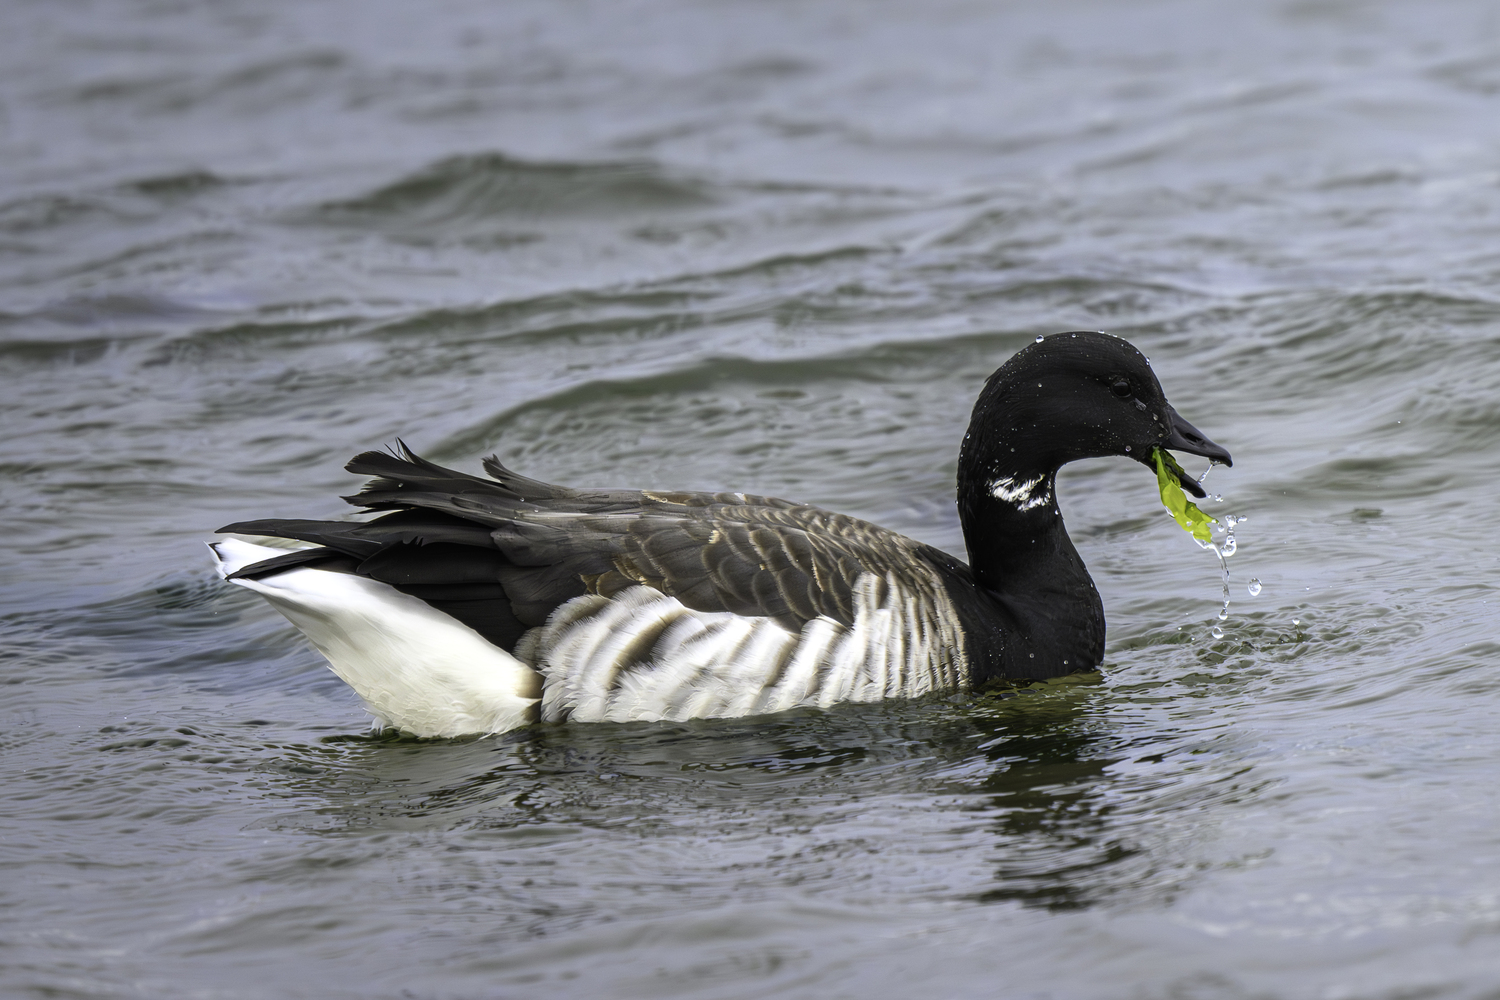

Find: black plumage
<box><xmin>218</xmin><ymin>331</ymin><xmax>1232</xmax><ymax>721</ymax></box>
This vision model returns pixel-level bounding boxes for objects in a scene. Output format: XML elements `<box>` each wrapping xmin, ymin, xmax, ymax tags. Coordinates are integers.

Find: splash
<box><xmin>1208</xmin><ymin>513</ymin><xmax>1244</xmax><ymax>625</ymax></box>
<box><xmin>1152</xmin><ymin>447</ymin><xmax>1244</xmax><ymax>630</ymax></box>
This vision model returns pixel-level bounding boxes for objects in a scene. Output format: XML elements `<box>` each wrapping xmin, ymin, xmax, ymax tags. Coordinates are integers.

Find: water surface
<box><xmin>5</xmin><ymin>1</ymin><xmax>1500</xmax><ymax>997</ymax></box>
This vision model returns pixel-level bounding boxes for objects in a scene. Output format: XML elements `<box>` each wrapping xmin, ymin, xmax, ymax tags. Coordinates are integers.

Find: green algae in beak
<box><xmin>1152</xmin><ymin>447</ymin><xmax>1216</xmax><ymax>545</ymax></box>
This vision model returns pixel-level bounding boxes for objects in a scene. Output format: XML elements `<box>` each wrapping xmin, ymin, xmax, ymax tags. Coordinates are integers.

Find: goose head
<box><xmin>960</xmin><ymin>331</ymin><xmax>1231</xmax><ymax>512</ymax></box>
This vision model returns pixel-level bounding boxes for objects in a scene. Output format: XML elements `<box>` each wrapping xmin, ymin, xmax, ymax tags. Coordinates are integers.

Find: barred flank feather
<box><xmin>216</xmin><ymin>449</ymin><xmax>978</xmax><ymax>736</ymax></box>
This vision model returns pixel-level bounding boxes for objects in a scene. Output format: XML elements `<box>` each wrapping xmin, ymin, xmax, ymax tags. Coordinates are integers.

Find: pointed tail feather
<box><xmin>481</xmin><ymin>454</ymin><xmax>575</xmax><ymax>500</ymax></box>
<box><xmin>341</xmin><ymin>439</ymin><xmax>571</xmax><ymax>510</ymax></box>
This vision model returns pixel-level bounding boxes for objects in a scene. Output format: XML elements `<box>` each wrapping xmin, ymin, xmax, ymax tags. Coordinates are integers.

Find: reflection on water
<box><xmin>975</xmin><ymin>724</ymin><xmax>1132</xmax><ymax>912</ymax></box>
<box><xmin>228</xmin><ymin>681</ymin><xmax>1199</xmax><ymax>917</ymax></box>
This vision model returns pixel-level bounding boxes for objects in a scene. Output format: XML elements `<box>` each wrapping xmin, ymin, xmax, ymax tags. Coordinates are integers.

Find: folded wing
<box><xmin>220</xmin><ymin>443</ymin><xmax>967</xmax><ymax>654</ymax></box>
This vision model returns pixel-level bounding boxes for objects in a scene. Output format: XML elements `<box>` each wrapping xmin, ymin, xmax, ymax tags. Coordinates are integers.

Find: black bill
<box><xmin>1162</xmin><ymin>404</ymin><xmax>1232</xmax><ymax>498</ymax></box>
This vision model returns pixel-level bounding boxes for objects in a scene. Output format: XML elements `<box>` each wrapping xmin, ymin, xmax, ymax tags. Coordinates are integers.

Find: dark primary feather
<box><xmin>220</xmin><ymin>443</ymin><xmax>966</xmax><ymax>649</ymax></box>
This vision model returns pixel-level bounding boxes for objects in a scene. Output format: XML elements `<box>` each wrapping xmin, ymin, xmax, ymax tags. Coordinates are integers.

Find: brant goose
<box><xmin>210</xmin><ymin>331</ymin><xmax>1230</xmax><ymax>737</ymax></box>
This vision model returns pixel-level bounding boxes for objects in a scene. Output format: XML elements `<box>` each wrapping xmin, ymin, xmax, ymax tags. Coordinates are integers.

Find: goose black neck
<box><xmin>953</xmin><ymin>375</ymin><xmax>1106</xmax><ymax>682</ymax></box>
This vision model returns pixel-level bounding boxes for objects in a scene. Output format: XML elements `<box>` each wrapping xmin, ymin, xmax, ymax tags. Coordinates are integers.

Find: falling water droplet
<box><xmin>1203</xmin><ymin>513</ymin><xmax>1241</xmax><ymax>623</ymax></box>
<box><xmin>1035</xmin><ymin>335</ymin><xmax>1044</xmax><ymax>343</ymax></box>
<box><xmin>1248</xmin><ymin>578</ymin><xmax>1262</xmax><ymax>596</ymax></box>
<box><xmin>1211</xmin><ymin>625</ymin><xmax>1224</xmax><ymax>639</ymax></box>
<box><xmin>1124</xmin><ymin>445</ymin><xmax>1132</xmax><ymax>452</ymax></box>
<box><xmin>1292</xmin><ymin>618</ymin><xmax>1301</xmax><ymax>626</ymax></box>
<box><xmin>1186</xmin><ymin>489</ymin><xmax>1247</xmax><ymax>635</ymax></box>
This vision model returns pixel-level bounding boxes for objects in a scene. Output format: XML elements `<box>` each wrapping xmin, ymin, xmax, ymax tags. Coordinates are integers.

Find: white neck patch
<box><xmin>989</xmin><ymin>474</ymin><xmax>1051</xmax><ymax>511</ymax></box>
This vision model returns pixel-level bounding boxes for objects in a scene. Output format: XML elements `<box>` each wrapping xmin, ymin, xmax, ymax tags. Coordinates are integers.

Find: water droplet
<box><xmin>1247</xmin><ymin>578</ymin><xmax>1262</xmax><ymax>596</ymax></box>
<box><xmin>1211</xmin><ymin>625</ymin><xmax>1224</xmax><ymax>639</ymax></box>
<box><xmin>1292</xmin><ymin>618</ymin><xmax>1301</xmax><ymax>626</ymax></box>
<box><xmin>1035</xmin><ymin>335</ymin><xmax>1044</xmax><ymax>343</ymax></box>
<box><xmin>1124</xmin><ymin>445</ymin><xmax>1132</xmax><ymax>452</ymax></box>
<box><xmin>1189</xmin><ymin>488</ymin><xmax>1247</xmax><ymax>634</ymax></box>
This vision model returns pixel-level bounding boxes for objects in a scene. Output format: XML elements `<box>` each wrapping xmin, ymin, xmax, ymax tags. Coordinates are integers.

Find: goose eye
<box><xmin>1110</xmin><ymin>380</ymin><xmax>1132</xmax><ymax>398</ymax></box>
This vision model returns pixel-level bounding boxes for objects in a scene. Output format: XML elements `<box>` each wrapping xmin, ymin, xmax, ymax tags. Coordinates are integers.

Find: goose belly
<box><xmin>528</xmin><ymin>575</ymin><xmax>968</xmax><ymax>724</ymax></box>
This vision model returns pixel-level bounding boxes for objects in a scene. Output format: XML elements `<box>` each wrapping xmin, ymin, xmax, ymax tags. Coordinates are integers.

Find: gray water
<box><xmin>5</xmin><ymin>1</ymin><xmax>1500</xmax><ymax>996</ymax></box>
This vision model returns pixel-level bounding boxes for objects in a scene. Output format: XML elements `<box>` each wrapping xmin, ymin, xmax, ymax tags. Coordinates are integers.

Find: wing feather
<box><xmin>222</xmin><ymin>446</ymin><xmax>968</xmax><ymax>656</ymax></box>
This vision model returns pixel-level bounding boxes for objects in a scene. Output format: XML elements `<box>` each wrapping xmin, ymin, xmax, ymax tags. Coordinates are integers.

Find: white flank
<box><xmin>209</xmin><ymin>539</ymin><xmax>540</xmax><ymax>738</ymax></box>
<box><xmin>989</xmin><ymin>474</ymin><xmax>1051</xmax><ymax>510</ymax></box>
<box><xmin>212</xmin><ymin>541</ymin><xmax>969</xmax><ymax>736</ymax></box>
<box><xmin>532</xmin><ymin>573</ymin><xmax>967</xmax><ymax>724</ymax></box>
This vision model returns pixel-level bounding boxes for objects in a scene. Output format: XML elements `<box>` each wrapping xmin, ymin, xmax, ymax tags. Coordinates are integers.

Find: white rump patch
<box><xmin>530</xmin><ymin>573</ymin><xmax>967</xmax><ymax>725</ymax></box>
<box><xmin>210</xmin><ymin>539</ymin><xmax>540</xmax><ymax>738</ymax></box>
<box><xmin>989</xmin><ymin>474</ymin><xmax>1051</xmax><ymax>510</ymax></box>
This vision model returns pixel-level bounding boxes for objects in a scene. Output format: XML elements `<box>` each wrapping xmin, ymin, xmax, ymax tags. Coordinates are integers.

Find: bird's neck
<box><xmin>954</xmin><ymin>417</ymin><xmax>1105</xmax><ymax>682</ymax></box>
